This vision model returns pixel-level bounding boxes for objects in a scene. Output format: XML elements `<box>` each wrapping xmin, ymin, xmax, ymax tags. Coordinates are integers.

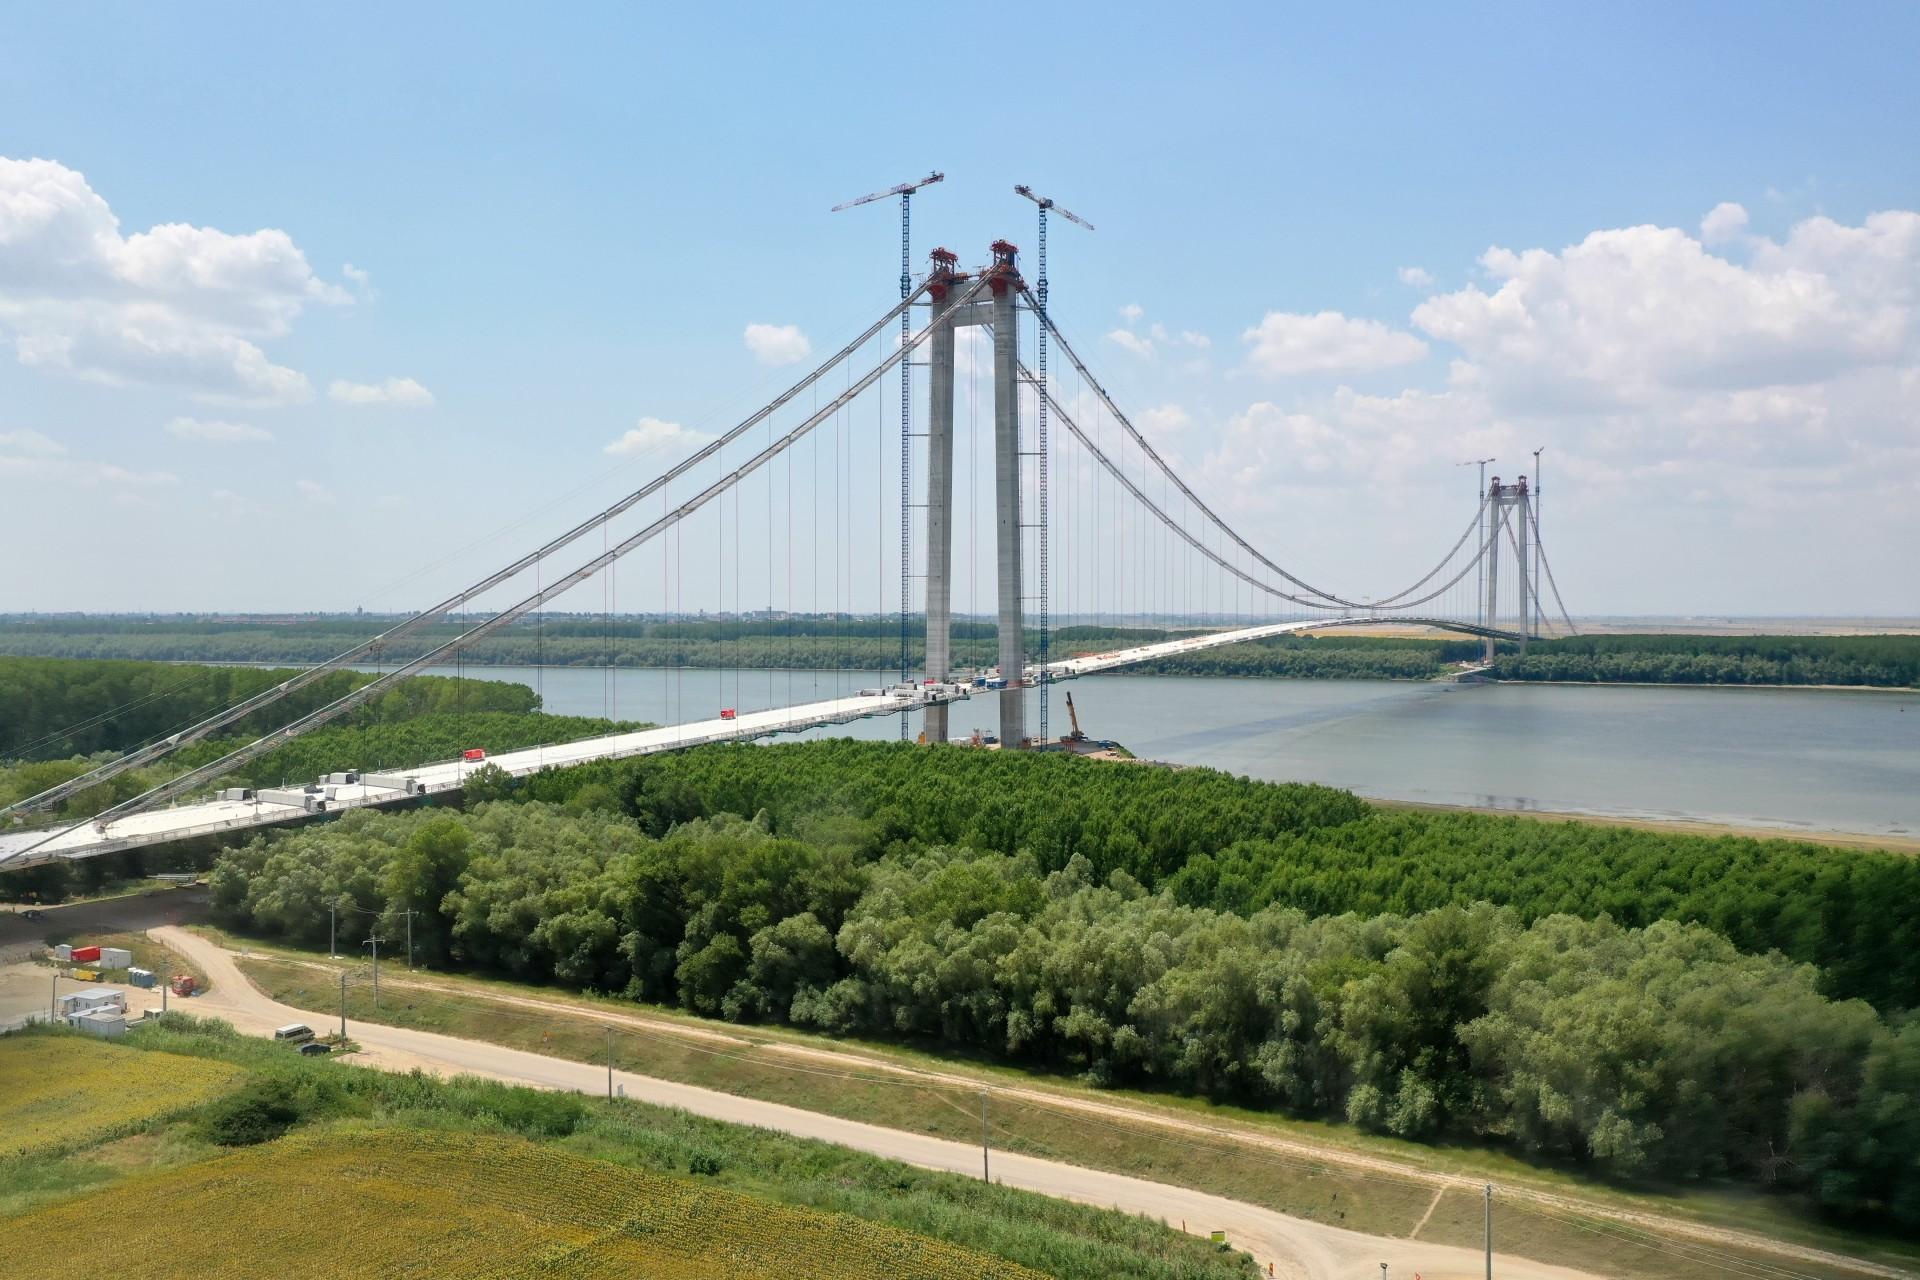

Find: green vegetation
<box><xmin>0</xmin><ymin>653</ymin><xmax>541</xmax><ymax>760</ymax></box>
<box><xmin>0</xmin><ymin>656</ymin><xmax>645</xmax><ymax>902</ymax></box>
<box><xmin>1490</xmin><ymin>633</ymin><xmax>1920</xmax><ymax>687</ymax></box>
<box><xmin>1126</xmin><ymin>632</ymin><xmax>1481</xmax><ymax>679</ymax></box>
<box><xmin>0</xmin><ymin>613</ymin><xmax>1163</xmax><ymax>672</ymax></box>
<box><xmin>205</xmin><ymin>743</ymin><xmax>1920</xmax><ymax>1231</ymax></box>
<box><xmin>0</xmin><ymin>1022</ymin><xmax>1255</xmax><ymax>1280</ymax></box>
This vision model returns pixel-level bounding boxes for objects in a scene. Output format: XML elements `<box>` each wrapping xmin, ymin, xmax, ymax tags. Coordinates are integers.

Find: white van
<box><xmin>272</xmin><ymin>1023</ymin><xmax>314</xmax><ymax>1043</ymax></box>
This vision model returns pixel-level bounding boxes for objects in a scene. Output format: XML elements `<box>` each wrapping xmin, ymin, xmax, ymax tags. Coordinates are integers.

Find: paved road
<box><xmin>155</xmin><ymin>926</ymin><xmax>1595</xmax><ymax>1280</ymax></box>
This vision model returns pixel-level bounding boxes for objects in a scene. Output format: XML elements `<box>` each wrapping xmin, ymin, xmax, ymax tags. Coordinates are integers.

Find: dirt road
<box><xmin>156</xmin><ymin>926</ymin><xmax>1597</xmax><ymax>1280</ymax></box>
<box><xmin>233</xmin><ymin>940</ymin><xmax>1912</xmax><ymax>1280</ymax></box>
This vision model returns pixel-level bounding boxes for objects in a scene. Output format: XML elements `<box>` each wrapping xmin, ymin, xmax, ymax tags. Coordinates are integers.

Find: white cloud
<box><xmin>1398</xmin><ymin>266</ymin><xmax>1435</xmax><ymax>289</ymax></box>
<box><xmin>165</xmin><ymin>416</ymin><xmax>273</xmax><ymax>443</ymax></box>
<box><xmin>1138</xmin><ymin>404</ymin><xmax>1193</xmax><ymax>437</ymax></box>
<box><xmin>1107</xmin><ymin>328</ymin><xmax>1154</xmax><ymax>357</ymax></box>
<box><xmin>1119</xmin><ymin>303</ymin><xmax>1144</xmax><ymax>322</ymax></box>
<box><xmin>1242</xmin><ymin>310</ymin><xmax>1429</xmax><ymax>376</ymax></box>
<box><xmin>1177</xmin><ymin>330</ymin><xmax>1212</xmax><ymax>349</ymax></box>
<box><xmin>0</xmin><ymin>428</ymin><xmax>64</xmax><ymax>456</ymax></box>
<box><xmin>1699</xmin><ymin>202</ymin><xmax>1750</xmax><ymax>246</ymax></box>
<box><xmin>328</xmin><ymin>376</ymin><xmax>434</xmax><ymax>407</ymax></box>
<box><xmin>1411</xmin><ymin>213</ymin><xmax>1920</xmax><ymax>412</ymax></box>
<box><xmin>604</xmin><ymin>415</ymin><xmax>712</xmax><ymax>457</ymax></box>
<box><xmin>0</xmin><ymin>156</ymin><xmax>343</xmax><ymax>404</ymax></box>
<box><xmin>744</xmin><ymin>322</ymin><xmax>811</xmax><ymax>366</ymax></box>
<box><xmin>295</xmin><ymin>479</ymin><xmax>334</xmax><ymax>503</ymax></box>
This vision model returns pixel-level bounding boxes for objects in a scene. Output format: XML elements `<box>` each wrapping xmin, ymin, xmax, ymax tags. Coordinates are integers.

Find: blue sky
<box><xmin>3</xmin><ymin>2</ymin><xmax>1917</xmax><ymax>616</ymax></box>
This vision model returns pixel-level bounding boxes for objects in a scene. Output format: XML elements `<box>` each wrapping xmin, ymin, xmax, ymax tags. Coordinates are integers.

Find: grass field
<box><xmin>0</xmin><ymin>1127</ymin><xmax>1049</xmax><ymax>1279</ymax></box>
<box><xmin>227</xmin><ymin>946</ymin><xmax>1920</xmax><ymax>1280</ymax></box>
<box><xmin>2</xmin><ymin>1023</ymin><xmax>1257</xmax><ymax>1280</ymax></box>
<box><xmin>0</xmin><ymin>1035</ymin><xmax>244</xmax><ymax>1160</ymax></box>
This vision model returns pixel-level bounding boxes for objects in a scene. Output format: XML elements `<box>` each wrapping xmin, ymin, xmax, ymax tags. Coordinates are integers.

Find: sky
<box><xmin>2</xmin><ymin>2</ymin><xmax>1917</xmax><ymax>618</ymax></box>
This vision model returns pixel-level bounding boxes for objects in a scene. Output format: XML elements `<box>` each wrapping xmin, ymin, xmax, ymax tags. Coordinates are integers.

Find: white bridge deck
<box><xmin>0</xmin><ymin>616</ymin><xmax>1502</xmax><ymax>869</ymax></box>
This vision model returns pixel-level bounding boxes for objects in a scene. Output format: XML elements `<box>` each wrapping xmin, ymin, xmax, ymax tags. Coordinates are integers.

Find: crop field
<box><xmin>0</xmin><ymin>1128</ymin><xmax>1050</xmax><ymax>1279</ymax></box>
<box><xmin>0</xmin><ymin>1035</ymin><xmax>246</xmax><ymax>1159</ymax></box>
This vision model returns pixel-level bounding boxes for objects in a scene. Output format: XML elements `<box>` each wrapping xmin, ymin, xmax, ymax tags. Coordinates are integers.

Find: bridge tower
<box><xmin>1483</xmin><ymin>476</ymin><xmax>1533</xmax><ymax>661</ymax></box>
<box><xmin>920</xmin><ymin>241</ymin><xmax>1026</xmax><ymax>747</ymax></box>
<box><xmin>922</xmin><ymin>249</ymin><xmax>963</xmax><ymax>742</ymax></box>
<box><xmin>988</xmin><ymin>240</ymin><xmax>1027</xmax><ymax>748</ymax></box>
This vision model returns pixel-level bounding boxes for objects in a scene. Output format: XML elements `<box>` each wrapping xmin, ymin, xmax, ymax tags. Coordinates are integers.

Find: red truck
<box><xmin>462</xmin><ymin>748</ymin><xmax>486</xmax><ymax>761</ymax></box>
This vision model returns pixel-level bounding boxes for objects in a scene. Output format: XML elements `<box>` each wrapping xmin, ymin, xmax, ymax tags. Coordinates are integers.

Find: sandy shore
<box><xmin>1371</xmin><ymin>797</ymin><xmax>1920</xmax><ymax>854</ymax></box>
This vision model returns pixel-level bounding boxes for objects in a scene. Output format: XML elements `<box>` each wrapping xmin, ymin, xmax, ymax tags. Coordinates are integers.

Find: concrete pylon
<box><xmin>989</xmin><ymin>240</ymin><xmax>1025</xmax><ymax>748</ymax></box>
<box><xmin>923</xmin><ymin>250</ymin><xmax>961</xmax><ymax>742</ymax></box>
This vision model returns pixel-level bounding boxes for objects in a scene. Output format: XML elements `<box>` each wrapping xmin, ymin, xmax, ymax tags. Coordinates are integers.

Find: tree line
<box><xmin>0</xmin><ymin>655</ymin><xmax>544</xmax><ymax>761</ymax></box>
<box><xmin>1491</xmin><ymin>634</ymin><xmax>1920</xmax><ymax>688</ymax></box>
<box><xmin>206</xmin><ymin>764</ymin><xmax>1920</xmax><ymax>1229</ymax></box>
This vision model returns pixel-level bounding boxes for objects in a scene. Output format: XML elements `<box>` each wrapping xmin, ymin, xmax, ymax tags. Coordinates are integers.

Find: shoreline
<box><xmin>1369</xmin><ymin>796</ymin><xmax>1920</xmax><ymax>854</ymax></box>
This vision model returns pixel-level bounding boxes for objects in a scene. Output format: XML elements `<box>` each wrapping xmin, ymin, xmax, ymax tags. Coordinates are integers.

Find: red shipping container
<box><xmin>69</xmin><ymin>945</ymin><xmax>101</xmax><ymax>963</ymax></box>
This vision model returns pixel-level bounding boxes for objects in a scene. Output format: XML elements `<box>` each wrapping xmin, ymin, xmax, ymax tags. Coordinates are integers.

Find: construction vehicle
<box><xmin>1063</xmin><ymin>692</ymin><xmax>1088</xmax><ymax>743</ymax></box>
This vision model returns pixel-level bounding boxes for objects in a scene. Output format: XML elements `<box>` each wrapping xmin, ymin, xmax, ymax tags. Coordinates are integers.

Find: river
<box><xmin>380</xmin><ymin>664</ymin><xmax>1920</xmax><ymax>839</ymax></box>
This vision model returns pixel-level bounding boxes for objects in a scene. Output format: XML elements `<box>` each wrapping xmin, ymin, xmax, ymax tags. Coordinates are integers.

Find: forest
<box><xmin>202</xmin><ymin>744</ymin><xmax>1920</xmax><ymax>1230</ymax></box>
<box><xmin>1489</xmin><ymin>633</ymin><xmax>1920</xmax><ymax>687</ymax></box>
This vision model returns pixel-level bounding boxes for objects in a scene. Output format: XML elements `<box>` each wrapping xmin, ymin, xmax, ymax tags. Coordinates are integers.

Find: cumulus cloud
<box><xmin>604</xmin><ymin>415</ymin><xmax>712</xmax><ymax>457</ymax></box>
<box><xmin>1410</xmin><ymin>212</ymin><xmax>1920</xmax><ymax>412</ymax></box>
<box><xmin>1107</xmin><ymin>310</ymin><xmax>1210</xmax><ymax>360</ymax></box>
<box><xmin>1119</xmin><ymin>303</ymin><xmax>1144</xmax><ymax>322</ymax></box>
<box><xmin>0</xmin><ymin>428</ymin><xmax>177</xmax><ymax>487</ymax></box>
<box><xmin>1107</xmin><ymin>328</ymin><xmax>1154</xmax><ymax>357</ymax></box>
<box><xmin>329</xmin><ymin>376</ymin><xmax>434</xmax><ymax>407</ymax></box>
<box><xmin>0</xmin><ymin>156</ymin><xmax>343</xmax><ymax>404</ymax></box>
<box><xmin>295</xmin><ymin>478</ymin><xmax>334</xmax><ymax>502</ymax></box>
<box><xmin>744</xmin><ymin>322</ymin><xmax>811</xmax><ymax>366</ymax></box>
<box><xmin>1398</xmin><ymin>266</ymin><xmax>1435</xmax><ymax>289</ymax></box>
<box><xmin>165</xmin><ymin>416</ymin><xmax>273</xmax><ymax>443</ymax></box>
<box><xmin>1242</xmin><ymin>310</ymin><xmax>1429</xmax><ymax>376</ymax></box>
<box><xmin>1699</xmin><ymin>202</ymin><xmax>1750</xmax><ymax>246</ymax></box>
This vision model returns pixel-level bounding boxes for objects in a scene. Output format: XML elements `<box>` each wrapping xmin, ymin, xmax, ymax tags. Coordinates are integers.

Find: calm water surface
<box><xmin>393</xmin><ymin>665</ymin><xmax>1920</xmax><ymax>838</ymax></box>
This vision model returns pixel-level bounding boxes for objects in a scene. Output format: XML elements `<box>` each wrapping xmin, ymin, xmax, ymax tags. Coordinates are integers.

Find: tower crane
<box><xmin>1014</xmin><ymin>185</ymin><xmax>1094</xmax><ymax>748</ymax></box>
<box><xmin>832</xmin><ymin>170</ymin><xmax>944</xmax><ymax>736</ymax></box>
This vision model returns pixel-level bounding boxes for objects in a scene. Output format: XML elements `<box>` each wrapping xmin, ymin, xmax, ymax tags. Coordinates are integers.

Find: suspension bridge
<box><xmin>0</xmin><ymin>229</ymin><xmax>1574</xmax><ymax>871</ymax></box>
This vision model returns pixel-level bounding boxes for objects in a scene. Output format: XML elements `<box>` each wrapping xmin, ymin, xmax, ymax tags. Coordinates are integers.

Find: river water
<box><xmin>393</xmin><ymin>664</ymin><xmax>1919</xmax><ymax>839</ymax></box>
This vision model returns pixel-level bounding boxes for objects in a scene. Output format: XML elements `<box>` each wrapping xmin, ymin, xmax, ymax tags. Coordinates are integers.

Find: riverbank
<box><xmin>1370</xmin><ymin>797</ymin><xmax>1920</xmax><ymax>855</ymax></box>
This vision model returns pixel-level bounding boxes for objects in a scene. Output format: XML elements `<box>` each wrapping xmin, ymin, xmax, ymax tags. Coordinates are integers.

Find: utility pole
<box><xmin>1485</xmin><ymin>1183</ymin><xmax>1494</xmax><ymax>1278</ymax></box>
<box><xmin>329</xmin><ymin>899</ymin><xmax>337</xmax><ymax>959</ymax></box>
<box><xmin>980</xmin><ymin>1091</ymin><xmax>991</xmax><ymax>1183</ymax></box>
<box><xmin>339</xmin><ymin>971</ymin><xmax>348</xmax><ymax>1040</ymax></box>
<box><xmin>403</xmin><ymin>906</ymin><xmax>416</xmax><ymax>971</ymax></box>
<box><xmin>49</xmin><ymin>967</ymin><xmax>57</xmax><ymax>1023</ymax></box>
<box><xmin>831</xmin><ymin>169</ymin><xmax>944</xmax><ymax>736</ymax></box>
<box><xmin>605</xmin><ymin>1026</ymin><xmax>615</xmax><ymax>1100</ymax></box>
<box><xmin>362</xmin><ymin>936</ymin><xmax>383</xmax><ymax>1006</ymax></box>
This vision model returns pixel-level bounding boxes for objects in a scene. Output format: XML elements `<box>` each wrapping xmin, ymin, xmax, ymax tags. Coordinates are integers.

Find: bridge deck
<box><xmin>1</xmin><ymin>615</ymin><xmax>1514</xmax><ymax>868</ymax></box>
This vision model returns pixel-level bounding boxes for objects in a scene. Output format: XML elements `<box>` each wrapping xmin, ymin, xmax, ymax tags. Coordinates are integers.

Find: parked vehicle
<box><xmin>273</xmin><ymin>1023</ymin><xmax>314</xmax><ymax>1042</ymax></box>
<box><xmin>719</xmin><ymin>708</ymin><xmax>737</xmax><ymax>720</ymax></box>
<box><xmin>297</xmin><ymin>1041</ymin><xmax>331</xmax><ymax>1056</ymax></box>
<box><xmin>462</xmin><ymin>748</ymin><xmax>486</xmax><ymax>761</ymax></box>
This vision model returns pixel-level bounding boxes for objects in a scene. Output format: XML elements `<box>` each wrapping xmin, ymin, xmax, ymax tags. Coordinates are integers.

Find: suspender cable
<box><xmin>2</xmin><ymin>283</ymin><xmax>937</xmax><ymax>822</ymax></box>
<box><xmin>2</xmin><ymin>273</ymin><xmax>992</xmax><ymax>852</ymax></box>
